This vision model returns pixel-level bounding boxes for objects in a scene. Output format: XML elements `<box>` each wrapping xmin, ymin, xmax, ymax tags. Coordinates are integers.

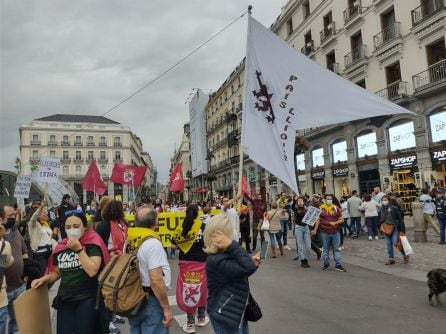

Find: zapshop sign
<box><xmin>431</xmin><ymin>150</ymin><xmax>446</xmax><ymax>164</ymax></box>
<box><xmin>389</xmin><ymin>155</ymin><xmax>417</xmax><ymax>171</ymax></box>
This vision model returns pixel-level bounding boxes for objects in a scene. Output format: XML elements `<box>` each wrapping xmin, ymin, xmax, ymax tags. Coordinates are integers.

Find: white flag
<box><xmin>242</xmin><ymin>16</ymin><xmax>412</xmax><ymax>194</ymax></box>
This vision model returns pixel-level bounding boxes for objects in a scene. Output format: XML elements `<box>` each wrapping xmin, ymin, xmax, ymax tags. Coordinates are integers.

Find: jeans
<box><xmin>129</xmin><ymin>295</ymin><xmax>168</xmax><ymax>334</ymax></box>
<box><xmin>268</xmin><ymin>231</ymin><xmax>282</xmax><ymax>248</ymax></box>
<box><xmin>320</xmin><ymin>232</ymin><xmax>342</xmax><ymax>267</ymax></box>
<box><xmin>57</xmin><ymin>297</ymin><xmax>102</xmax><ymax>334</ymax></box>
<box><xmin>295</xmin><ymin>225</ymin><xmax>311</xmax><ymax>260</ymax></box>
<box><xmin>252</xmin><ymin>220</ymin><xmax>265</xmax><ymax>251</ymax></box>
<box><xmin>211</xmin><ymin>318</ymin><xmax>249</xmax><ymax>334</ymax></box>
<box><xmin>6</xmin><ymin>283</ymin><xmax>26</xmax><ymax>334</ymax></box>
<box><xmin>439</xmin><ymin>215</ymin><xmax>446</xmax><ymax>243</ymax></box>
<box><xmin>280</xmin><ymin>219</ymin><xmax>288</xmax><ymax>246</ymax></box>
<box><xmin>342</xmin><ymin>218</ymin><xmax>352</xmax><ymax>235</ymax></box>
<box><xmin>0</xmin><ymin>306</ymin><xmax>7</xmax><ymax>334</ymax></box>
<box><xmin>349</xmin><ymin>217</ymin><xmax>361</xmax><ymax>236</ymax></box>
<box><xmin>385</xmin><ymin>228</ymin><xmax>405</xmax><ymax>260</ymax></box>
<box><xmin>366</xmin><ymin>216</ymin><xmax>379</xmax><ymax>238</ymax></box>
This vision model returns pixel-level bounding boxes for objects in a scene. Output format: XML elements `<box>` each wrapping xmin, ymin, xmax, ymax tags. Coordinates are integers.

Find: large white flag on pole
<box><xmin>242</xmin><ymin>15</ymin><xmax>413</xmax><ymax>194</ymax></box>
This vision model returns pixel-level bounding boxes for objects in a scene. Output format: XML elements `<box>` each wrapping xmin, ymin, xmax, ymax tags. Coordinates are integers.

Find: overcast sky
<box><xmin>0</xmin><ymin>0</ymin><xmax>285</xmax><ymax>183</ymax></box>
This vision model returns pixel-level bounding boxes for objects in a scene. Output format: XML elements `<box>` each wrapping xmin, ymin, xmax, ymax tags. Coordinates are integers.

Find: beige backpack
<box><xmin>97</xmin><ymin>237</ymin><xmax>152</xmax><ymax>317</ymax></box>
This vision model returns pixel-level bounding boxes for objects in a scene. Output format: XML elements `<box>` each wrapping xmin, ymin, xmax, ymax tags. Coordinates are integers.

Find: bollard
<box><xmin>411</xmin><ymin>201</ymin><xmax>427</xmax><ymax>242</ymax></box>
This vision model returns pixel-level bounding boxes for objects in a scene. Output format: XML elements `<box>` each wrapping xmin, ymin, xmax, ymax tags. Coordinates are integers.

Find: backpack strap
<box><xmin>95</xmin><ymin>255</ymin><xmax>120</xmax><ymax>310</ymax></box>
<box><xmin>132</xmin><ymin>236</ymin><xmax>154</xmax><ymax>256</ymax></box>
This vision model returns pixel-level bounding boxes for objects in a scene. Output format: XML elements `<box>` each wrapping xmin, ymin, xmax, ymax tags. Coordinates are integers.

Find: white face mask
<box><xmin>381</xmin><ymin>200</ymin><xmax>389</xmax><ymax>206</ymax></box>
<box><xmin>66</xmin><ymin>227</ymin><xmax>82</xmax><ymax>239</ymax></box>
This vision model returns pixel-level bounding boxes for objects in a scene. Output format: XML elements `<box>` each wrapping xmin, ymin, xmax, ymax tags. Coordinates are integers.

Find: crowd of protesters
<box><xmin>0</xmin><ymin>184</ymin><xmax>444</xmax><ymax>333</ymax></box>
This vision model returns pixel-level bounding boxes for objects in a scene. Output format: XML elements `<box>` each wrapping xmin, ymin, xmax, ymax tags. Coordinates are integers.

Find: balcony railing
<box><xmin>327</xmin><ymin>62</ymin><xmax>339</xmax><ymax>73</ymax></box>
<box><xmin>411</xmin><ymin>0</ymin><xmax>444</xmax><ymax>26</ymax></box>
<box><xmin>60</xmin><ymin>158</ymin><xmax>71</xmax><ymax>164</ymax></box>
<box><xmin>113</xmin><ymin>143</ymin><xmax>122</xmax><ymax>148</ymax></box>
<box><xmin>73</xmin><ymin>158</ymin><xmax>84</xmax><ymax>163</ymax></box>
<box><xmin>320</xmin><ymin>22</ymin><xmax>336</xmax><ymax>44</ymax></box>
<box><xmin>74</xmin><ymin>142</ymin><xmax>83</xmax><ymax>146</ymax></box>
<box><xmin>61</xmin><ymin>141</ymin><xmax>70</xmax><ymax>146</ymax></box>
<box><xmin>30</xmin><ymin>140</ymin><xmax>41</xmax><ymax>145</ymax></box>
<box><xmin>344</xmin><ymin>45</ymin><xmax>366</xmax><ymax>68</ymax></box>
<box><xmin>301</xmin><ymin>40</ymin><xmax>314</xmax><ymax>56</ymax></box>
<box><xmin>412</xmin><ymin>58</ymin><xmax>446</xmax><ymax>90</ymax></box>
<box><xmin>113</xmin><ymin>158</ymin><xmax>122</xmax><ymax>162</ymax></box>
<box><xmin>48</xmin><ymin>141</ymin><xmax>58</xmax><ymax>146</ymax></box>
<box><xmin>343</xmin><ymin>4</ymin><xmax>363</xmax><ymax>24</ymax></box>
<box><xmin>98</xmin><ymin>142</ymin><xmax>107</xmax><ymax>147</ymax></box>
<box><xmin>86</xmin><ymin>157</ymin><xmax>96</xmax><ymax>163</ymax></box>
<box><xmin>375</xmin><ymin>81</ymin><xmax>407</xmax><ymax>100</ymax></box>
<box><xmin>86</xmin><ymin>142</ymin><xmax>95</xmax><ymax>147</ymax></box>
<box><xmin>373</xmin><ymin>22</ymin><xmax>401</xmax><ymax>50</ymax></box>
<box><xmin>98</xmin><ymin>158</ymin><xmax>109</xmax><ymax>163</ymax></box>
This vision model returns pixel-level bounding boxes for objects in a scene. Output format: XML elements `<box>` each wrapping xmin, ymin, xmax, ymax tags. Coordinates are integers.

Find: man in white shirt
<box><xmin>420</xmin><ymin>189</ymin><xmax>440</xmax><ymax>236</ymax></box>
<box><xmin>129</xmin><ymin>207</ymin><xmax>172</xmax><ymax>334</ymax></box>
<box><xmin>222</xmin><ymin>193</ymin><xmax>243</xmax><ymax>242</ymax></box>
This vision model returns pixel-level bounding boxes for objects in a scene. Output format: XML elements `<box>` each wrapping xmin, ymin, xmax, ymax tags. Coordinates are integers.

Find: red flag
<box><xmin>82</xmin><ymin>161</ymin><xmax>107</xmax><ymax>195</ymax></box>
<box><xmin>110</xmin><ymin>163</ymin><xmax>147</xmax><ymax>186</ymax></box>
<box><xmin>236</xmin><ymin>176</ymin><xmax>249</xmax><ymax>195</ymax></box>
<box><xmin>170</xmin><ymin>163</ymin><xmax>184</xmax><ymax>192</ymax></box>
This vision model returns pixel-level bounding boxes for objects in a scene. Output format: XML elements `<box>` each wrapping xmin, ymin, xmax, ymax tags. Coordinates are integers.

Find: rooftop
<box><xmin>34</xmin><ymin>114</ymin><xmax>120</xmax><ymax>124</ymax></box>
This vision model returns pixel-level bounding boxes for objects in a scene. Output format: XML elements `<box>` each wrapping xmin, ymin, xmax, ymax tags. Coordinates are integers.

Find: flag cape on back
<box><xmin>170</xmin><ymin>163</ymin><xmax>185</xmax><ymax>192</ymax></box>
<box><xmin>242</xmin><ymin>15</ymin><xmax>412</xmax><ymax>194</ymax></box>
<box><xmin>110</xmin><ymin>163</ymin><xmax>147</xmax><ymax>186</ymax></box>
<box><xmin>82</xmin><ymin>161</ymin><xmax>107</xmax><ymax>195</ymax></box>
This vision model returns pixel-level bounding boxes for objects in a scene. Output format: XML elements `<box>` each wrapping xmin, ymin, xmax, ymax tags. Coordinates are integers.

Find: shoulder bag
<box><xmin>244</xmin><ymin>292</ymin><xmax>262</xmax><ymax>322</ymax></box>
<box><xmin>261</xmin><ymin>211</ymin><xmax>276</xmax><ymax>231</ymax></box>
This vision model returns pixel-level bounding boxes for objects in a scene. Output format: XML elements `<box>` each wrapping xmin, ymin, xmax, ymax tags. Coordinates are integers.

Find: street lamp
<box><xmin>205</xmin><ymin>150</ymin><xmax>215</xmax><ymax>201</ymax></box>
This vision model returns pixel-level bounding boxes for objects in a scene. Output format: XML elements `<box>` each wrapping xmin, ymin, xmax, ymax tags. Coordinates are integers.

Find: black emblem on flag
<box><xmin>252</xmin><ymin>70</ymin><xmax>275</xmax><ymax>124</ymax></box>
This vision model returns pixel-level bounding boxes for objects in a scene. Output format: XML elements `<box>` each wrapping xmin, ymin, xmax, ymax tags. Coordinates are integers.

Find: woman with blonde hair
<box><xmin>204</xmin><ymin>214</ymin><xmax>262</xmax><ymax>334</ymax></box>
<box><xmin>266</xmin><ymin>202</ymin><xmax>283</xmax><ymax>258</ymax></box>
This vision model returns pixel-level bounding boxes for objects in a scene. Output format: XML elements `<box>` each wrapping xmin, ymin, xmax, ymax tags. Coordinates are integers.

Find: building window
<box><xmin>429</xmin><ymin>109</ymin><xmax>446</xmax><ymax>143</ymax></box>
<box><xmin>32</xmin><ymin>150</ymin><xmax>39</xmax><ymax>159</ymax></box>
<box><xmin>49</xmin><ymin>135</ymin><xmax>56</xmax><ymax>145</ymax></box>
<box><xmin>75</xmin><ymin>165</ymin><xmax>81</xmax><ymax>176</ymax></box>
<box><xmin>62</xmin><ymin>151</ymin><xmax>69</xmax><ymax>160</ymax></box>
<box><xmin>99</xmin><ymin>136</ymin><xmax>106</xmax><ymax>146</ymax></box>
<box><xmin>326</xmin><ymin>51</ymin><xmax>337</xmax><ymax>72</ymax></box>
<box><xmin>100</xmin><ymin>151</ymin><xmax>106</xmax><ymax>160</ymax></box>
<box><xmin>332</xmin><ymin>140</ymin><xmax>348</xmax><ymax>163</ymax></box>
<box><xmin>75</xmin><ymin>136</ymin><xmax>82</xmax><ymax>146</ymax></box>
<box><xmin>32</xmin><ymin>134</ymin><xmax>38</xmax><ymax>142</ymax></box>
<box><xmin>63</xmin><ymin>166</ymin><xmax>68</xmax><ymax>176</ymax></box>
<box><xmin>356</xmin><ymin>79</ymin><xmax>366</xmax><ymax>88</ymax></box>
<box><xmin>114</xmin><ymin>137</ymin><xmax>121</xmax><ymax>147</ymax></box>
<box><xmin>303</xmin><ymin>1</ymin><xmax>310</xmax><ymax>19</ymax></box>
<box><xmin>62</xmin><ymin>135</ymin><xmax>69</xmax><ymax>145</ymax></box>
<box><xmin>388</xmin><ymin>121</ymin><xmax>416</xmax><ymax>152</ymax></box>
<box><xmin>87</xmin><ymin>136</ymin><xmax>94</xmax><ymax>146</ymax></box>
<box><xmin>296</xmin><ymin>153</ymin><xmax>305</xmax><ymax>171</ymax></box>
<box><xmin>356</xmin><ymin>131</ymin><xmax>378</xmax><ymax>158</ymax></box>
<box><xmin>286</xmin><ymin>18</ymin><xmax>293</xmax><ymax>36</ymax></box>
<box><xmin>88</xmin><ymin>151</ymin><xmax>94</xmax><ymax>161</ymax></box>
<box><xmin>49</xmin><ymin>150</ymin><xmax>56</xmax><ymax>158</ymax></box>
<box><xmin>75</xmin><ymin>151</ymin><xmax>82</xmax><ymax>161</ymax></box>
<box><xmin>312</xmin><ymin>147</ymin><xmax>324</xmax><ymax>167</ymax></box>
<box><xmin>101</xmin><ymin>165</ymin><xmax>106</xmax><ymax>177</ymax></box>
<box><xmin>115</xmin><ymin>151</ymin><xmax>121</xmax><ymax>161</ymax></box>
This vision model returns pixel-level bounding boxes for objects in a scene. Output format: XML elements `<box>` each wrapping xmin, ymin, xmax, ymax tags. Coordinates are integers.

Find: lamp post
<box><xmin>205</xmin><ymin>150</ymin><xmax>215</xmax><ymax>201</ymax></box>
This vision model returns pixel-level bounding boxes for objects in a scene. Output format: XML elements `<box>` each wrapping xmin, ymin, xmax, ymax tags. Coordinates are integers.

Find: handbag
<box><xmin>380</xmin><ymin>223</ymin><xmax>394</xmax><ymax>236</ymax></box>
<box><xmin>261</xmin><ymin>211</ymin><xmax>277</xmax><ymax>231</ymax></box>
<box><xmin>400</xmin><ymin>235</ymin><xmax>414</xmax><ymax>255</ymax></box>
<box><xmin>244</xmin><ymin>293</ymin><xmax>262</xmax><ymax>322</ymax></box>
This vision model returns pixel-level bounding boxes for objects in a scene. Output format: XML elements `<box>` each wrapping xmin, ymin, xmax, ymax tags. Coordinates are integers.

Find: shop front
<box><xmin>389</xmin><ymin>153</ymin><xmax>418</xmax><ymax>214</ymax></box>
<box><xmin>311</xmin><ymin>170</ymin><xmax>325</xmax><ymax>195</ymax></box>
<box><xmin>332</xmin><ymin>166</ymin><xmax>350</xmax><ymax>198</ymax></box>
<box><xmin>431</xmin><ymin>148</ymin><xmax>446</xmax><ymax>189</ymax></box>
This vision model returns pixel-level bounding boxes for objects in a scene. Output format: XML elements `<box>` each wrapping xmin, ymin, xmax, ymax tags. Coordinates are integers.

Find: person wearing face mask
<box><xmin>313</xmin><ymin>194</ymin><xmax>346</xmax><ymax>272</ymax></box>
<box><xmin>31</xmin><ymin>212</ymin><xmax>110</xmax><ymax>334</ymax></box>
<box><xmin>56</xmin><ymin>194</ymin><xmax>75</xmax><ymax>239</ymax></box>
<box><xmin>28</xmin><ymin>198</ymin><xmax>55</xmax><ymax>276</ymax></box>
<box><xmin>380</xmin><ymin>195</ymin><xmax>408</xmax><ymax>265</ymax></box>
<box><xmin>0</xmin><ymin>204</ymin><xmax>28</xmax><ymax>334</ymax></box>
<box><xmin>293</xmin><ymin>196</ymin><xmax>311</xmax><ymax>268</ymax></box>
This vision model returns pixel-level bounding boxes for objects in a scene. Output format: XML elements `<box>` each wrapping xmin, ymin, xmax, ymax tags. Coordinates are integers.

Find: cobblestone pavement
<box><xmin>288</xmin><ymin>216</ymin><xmax>446</xmax><ymax>282</ymax></box>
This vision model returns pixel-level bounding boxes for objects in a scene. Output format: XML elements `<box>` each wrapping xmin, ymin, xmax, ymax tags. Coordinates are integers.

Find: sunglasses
<box><xmin>65</xmin><ymin>209</ymin><xmax>84</xmax><ymax>216</ymax></box>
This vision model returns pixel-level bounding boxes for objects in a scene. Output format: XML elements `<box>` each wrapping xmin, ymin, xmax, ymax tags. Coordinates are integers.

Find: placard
<box><xmin>14</xmin><ymin>175</ymin><xmax>32</xmax><ymax>198</ymax></box>
<box><xmin>14</xmin><ymin>285</ymin><xmax>51</xmax><ymax>334</ymax></box>
<box><xmin>302</xmin><ymin>206</ymin><xmax>321</xmax><ymax>226</ymax></box>
<box><xmin>37</xmin><ymin>157</ymin><xmax>60</xmax><ymax>184</ymax></box>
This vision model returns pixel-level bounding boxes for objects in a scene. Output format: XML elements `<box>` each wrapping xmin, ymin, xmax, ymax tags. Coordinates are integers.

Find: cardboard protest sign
<box><xmin>14</xmin><ymin>285</ymin><xmax>51</xmax><ymax>334</ymax></box>
<box><xmin>13</xmin><ymin>174</ymin><xmax>32</xmax><ymax>198</ymax></box>
<box><xmin>37</xmin><ymin>157</ymin><xmax>60</xmax><ymax>184</ymax></box>
<box><xmin>302</xmin><ymin>206</ymin><xmax>321</xmax><ymax>227</ymax></box>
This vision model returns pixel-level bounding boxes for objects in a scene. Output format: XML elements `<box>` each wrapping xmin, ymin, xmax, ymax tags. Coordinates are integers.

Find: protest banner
<box><xmin>14</xmin><ymin>285</ymin><xmax>51</xmax><ymax>334</ymax></box>
<box><xmin>126</xmin><ymin>209</ymin><xmax>221</xmax><ymax>247</ymax></box>
<box><xmin>37</xmin><ymin>157</ymin><xmax>60</xmax><ymax>184</ymax></box>
<box><xmin>13</xmin><ymin>174</ymin><xmax>32</xmax><ymax>198</ymax></box>
<box><xmin>302</xmin><ymin>206</ymin><xmax>322</xmax><ymax>227</ymax></box>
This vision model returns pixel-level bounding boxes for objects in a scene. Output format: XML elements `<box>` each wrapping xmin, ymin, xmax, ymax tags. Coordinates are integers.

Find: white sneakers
<box><xmin>182</xmin><ymin>315</ymin><xmax>210</xmax><ymax>333</ymax></box>
<box><xmin>369</xmin><ymin>236</ymin><xmax>373</xmax><ymax>240</ymax></box>
<box><xmin>375</xmin><ymin>236</ymin><xmax>379</xmax><ymax>240</ymax></box>
<box><xmin>284</xmin><ymin>245</ymin><xmax>292</xmax><ymax>251</ymax></box>
<box><xmin>197</xmin><ymin>315</ymin><xmax>210</xmax><ymax>327</ymax></box>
